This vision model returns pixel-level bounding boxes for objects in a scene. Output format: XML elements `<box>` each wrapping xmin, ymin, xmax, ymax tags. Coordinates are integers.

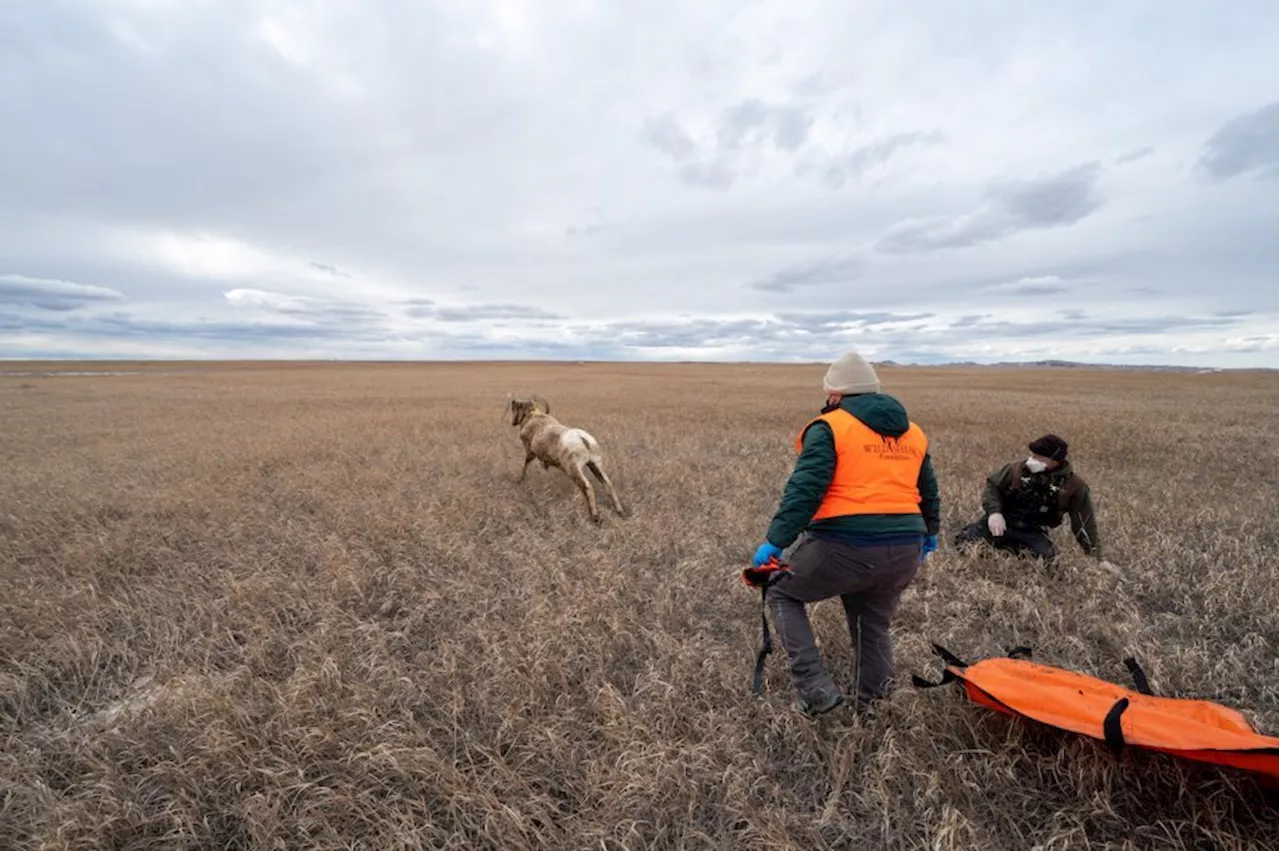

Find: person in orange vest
<box><xmin>751</xmin><ymin>350</ymin><xmax>940</xmax><ymax>717</ymax></box>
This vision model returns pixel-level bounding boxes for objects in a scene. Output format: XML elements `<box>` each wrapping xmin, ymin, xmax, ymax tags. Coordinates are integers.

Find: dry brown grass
<box><xmin>1</xmin><ymin>360</ymin><xmax>1276</xmax><ymax>850</ymax></box>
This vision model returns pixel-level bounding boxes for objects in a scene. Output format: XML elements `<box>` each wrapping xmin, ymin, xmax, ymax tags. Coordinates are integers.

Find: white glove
<box><xmin>987</xmin><ymin>513</ymin><xmax>1007</xmax><ymax>536</ymax></box>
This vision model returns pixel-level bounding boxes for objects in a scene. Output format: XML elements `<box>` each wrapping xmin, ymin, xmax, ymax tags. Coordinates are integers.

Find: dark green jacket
<box><xmin>982</xmin><ymin>459</ymin><xmax>1101</xmax><ymax>557</ymax></box>
<box><xmin>765</xmin><ymin>393</ymin><xmax>941</xmax><ymax>548</ymax></box>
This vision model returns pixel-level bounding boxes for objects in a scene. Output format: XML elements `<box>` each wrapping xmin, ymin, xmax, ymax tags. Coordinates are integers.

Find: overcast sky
<box><xmin>1</xmin><ymin>0</ymin><xmax>1276</xmax><ymax>367</ymax></box>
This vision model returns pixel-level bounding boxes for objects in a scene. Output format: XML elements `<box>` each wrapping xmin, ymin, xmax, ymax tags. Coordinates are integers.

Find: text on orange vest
<box><xmin>795</xmin><ymin>408</ymin><xmax>928</xmax><ymax>521</ymax></box>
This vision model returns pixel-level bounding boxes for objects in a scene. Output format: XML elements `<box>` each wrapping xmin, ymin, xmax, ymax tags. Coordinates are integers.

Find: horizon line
<box><xmin>0</xmin><ymin>356</ymin><xmax>1275</xmax><ymax>373</ymax></box>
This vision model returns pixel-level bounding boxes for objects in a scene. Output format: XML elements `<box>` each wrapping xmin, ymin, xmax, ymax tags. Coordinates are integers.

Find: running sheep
<box><xmin>505</xmin><ymin>395</ymin><xmax>626</xmax><ymax>523</ymax></box>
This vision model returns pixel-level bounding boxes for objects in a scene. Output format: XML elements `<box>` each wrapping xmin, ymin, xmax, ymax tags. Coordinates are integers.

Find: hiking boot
<box><xmin>795</xmin><ymin>691</ymin><xmax>844</xmax><ymax>718</ymax></box>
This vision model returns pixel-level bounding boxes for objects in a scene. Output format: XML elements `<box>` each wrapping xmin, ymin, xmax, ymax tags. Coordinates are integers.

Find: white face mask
<box><xmin>1025</xmin><ymin>457</ymin><xmax>1048</xmax><ymax>473</ymax></box>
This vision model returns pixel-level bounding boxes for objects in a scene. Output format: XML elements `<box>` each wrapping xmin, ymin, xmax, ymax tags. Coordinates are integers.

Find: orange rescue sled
<box><xmin>913</xmin><ymin>644</ymin><xmax>1279</xmax><ymax>782</ymax></box>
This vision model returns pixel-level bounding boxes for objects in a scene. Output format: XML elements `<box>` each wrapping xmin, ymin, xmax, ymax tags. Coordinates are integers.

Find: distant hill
<box><xmin>872</xmin><ymin>359</ymin><xmax>1276</xmax><ymax>373</ymax></box>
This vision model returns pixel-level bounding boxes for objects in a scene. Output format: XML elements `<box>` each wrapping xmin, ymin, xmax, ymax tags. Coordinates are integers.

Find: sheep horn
<box><xmin>531</xmin><ymin>395</ymin><xmax>550</xmax><ymax>414</ymax></box>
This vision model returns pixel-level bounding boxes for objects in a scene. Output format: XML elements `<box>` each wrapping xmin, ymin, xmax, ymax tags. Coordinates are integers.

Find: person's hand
<box><xmin>987</xmin><ymin>513</ymin><xmax>1007</xmax><ymax>536</ymax></box>
<box><xmin>753</xmin><ymin>542</ymin><xmax>783</xmax><ymax>567</ymax></box>
<box><xmin>921</xmin><ymin>535</ymin><xmax>938</xmax><ymax>560</ymax></box>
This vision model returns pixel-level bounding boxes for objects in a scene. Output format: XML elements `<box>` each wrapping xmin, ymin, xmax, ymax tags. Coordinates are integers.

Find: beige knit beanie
<box><xmin>822</xmin><ymin>350</ymin><xmax>881</xmax><ymax>395</ymax></box>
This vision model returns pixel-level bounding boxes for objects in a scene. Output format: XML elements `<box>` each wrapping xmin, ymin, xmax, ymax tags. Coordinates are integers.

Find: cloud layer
<box><xmin>875</xmin><ymin>163</ymin><xmax>1105</xmax><ymax>254</ymax></box>
<box><xmin>0</xmin><ymin>0</ymin><xmax>1275</xmax><ymax>368</ymax></box>
<box><xmin>1196</xmin><ymin>102</ymin><xmax>1279</xmax><ymax>182</ymax></box>
<box><xmin>0</xmin><ymin>274</ymin><xmax>125</xmax><ymax>311</ymax></box>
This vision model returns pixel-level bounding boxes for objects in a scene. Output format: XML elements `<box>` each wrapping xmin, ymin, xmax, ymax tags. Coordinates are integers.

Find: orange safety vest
<box><xmin>795</xmin><ymin>408</ymin><xmax>928</xmax><ymax>521</ymax></box>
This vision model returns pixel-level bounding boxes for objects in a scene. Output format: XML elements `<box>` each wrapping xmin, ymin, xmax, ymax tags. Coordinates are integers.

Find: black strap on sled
<box><xmin>910</xmin><ymin>643</ymin><xmax>971</xmax><ymax>688</ymax></box>
<box><xmin>1104</xmin><ymin>657</ymin><xmax>1154</xmax><ymax>756</ymax></box>
<box><xmin>1123</xmin><ymin>656</ymin><xmax>1153</xmax><ymax>695</ymax></box>
<box><xmin>1104</xmin><ymin>697</ymin><xmax>1130</xmax><ymax>755</ymax></box>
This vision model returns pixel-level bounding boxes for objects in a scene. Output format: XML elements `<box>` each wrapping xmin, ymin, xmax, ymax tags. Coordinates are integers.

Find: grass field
<box><xmin>1</xmin><ymin>360</ymin><xmax>1277</xmax><ymax>850</ymax></box>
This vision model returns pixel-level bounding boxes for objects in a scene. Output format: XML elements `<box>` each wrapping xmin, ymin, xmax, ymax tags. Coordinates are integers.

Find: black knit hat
<box><xmin>1029</xmin><ymin>434</ymin><xmax>1068</xmax><ymax>462</ymax></box>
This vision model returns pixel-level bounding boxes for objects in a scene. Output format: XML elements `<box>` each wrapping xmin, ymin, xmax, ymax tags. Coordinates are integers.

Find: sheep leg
<box><xmin>518</xmin><ymin>451</ymin><xmax>536</xmax><ymax>483</ymax></box>
<box><xmin>569</xmin><ymin>467</ymin><xmax>601</xmax><ymax>522</ymax></box>
<box><xmin>587</xmin><ymin>461</ymin><xmax>626</xmax><ymax>516</ymax></box>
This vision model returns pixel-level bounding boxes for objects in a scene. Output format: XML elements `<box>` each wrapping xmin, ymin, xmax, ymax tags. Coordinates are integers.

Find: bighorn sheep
<box><xmin>505</xmin><ymin>394</ymin><xmax>626</xmax><ymax>522</ymax></box>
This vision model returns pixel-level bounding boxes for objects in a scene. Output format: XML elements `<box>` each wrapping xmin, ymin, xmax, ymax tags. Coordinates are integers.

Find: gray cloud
<box><xmin>577</xmin><ymin>312</ymin><xmax>923</xmax><ymax>353</ymax></box>
<box><xmin>791</xmin><ymin>71</ymin><xmax>841</xmax><ymax>98</ymax></box>
<box><xmin>945</xmin><ymin>312</ymin><xmax>1242</xmax><ymax>338</ymax></box>
<box><xmin>746</xmin><ymin>255</ymin><xmax>864</xmax><ymax>292</ymax></box>
<box><xmin>5</xmin><ymin>302</ymin><xmax>1268</xmax><ymax>367</ymax></box>
<box><xmin>224</xmin><ymin>288</ymin><xmax>386</xmax><ymax>325</ymax></box>
<box><xmin>701</xmin><ymin>310</ymin><xmax>1267</xmax><ymax>366</ymax></box>
<box><xmin>426</xmin><ymin>332</ymin><xmax>624</xmax><ymax>360</ymax></box>
<box><xmin>773</xmin><ymin>311</ymin><xmax>933</xmax><ymax>330</ymax></box>
<box><xmin>7</xmin><ymin>310</ymin><xmax>388</xmax><ymax>343</ymax></box>
<box><xmin>647</xmin><ymin>99</ymin><xmax>816</xmax><ymax>190</ymax></box>
<box><xmin>990</xmin><ymin>163</ymin><xmax>1105</xmax><ymax>229</ymax></box>
<box><xmin>550</xmin><ymin>309</ymin><xmax>1263</xmax><ymax>362</ymax></box>
<box><xmin>643</xmin><ymin>114</ymin><xmax>696</xmax><ymax>161</ymax></box>
<box><xmin>0</xmin><ymin>273</ymin><xmax>125</xmax><ymax>311</ymax></box>
<box><xmin>309</xmin><ymin>261</ymin><xmax>350</xmax><ymax>278</ymax></box>
<box><xmin>847</xmin><ymin>130</ymin><xmax>946</xmax><ymax>177</ymax></box>
<box><xmin>717</xmin><ymin>99</ymin><xmax>814</xmax><ymax>153</ymax></box>
<box><xmin>876</xmin><ymin>162</ymin><xmax>1104</xmax><ymax>253</ymax></box>
<box><xmin>983</xmin><ymin>275</ymin><xmax>1074</xmax><ymax>296</ymax></box>
<box><xmin>678</xmin><ymin>161</ymin><xmax>737</xmax><ymax>190</ymax></box>
<box><xmin>790</xmin><ymin>128</ymin><xmax>946</xmax><ymax>192</ymax></box>
<box><xmin>1100</xmin><ymin>315</ymin><xmax>1241</xmax><ymax>333</ymax></box>
<box><xmin>599</xmin><ymin>317</ymin><xmax>773</xmax><ymax>349</ymax></box>
<box><xmin>407</xmin><ymin>303</ymin><xmax>564</xmax><ymax>322</ymax></box>
<box><xmin>1196</xmin><ymin>102</ymin><xmax>1278</xmax><ymax>182</ymax></box>
<box><xmin>801</xmin><ymin>129</ymin><xmax>946</xmax><ymax>191</ymax></box>
<box><xmin>1223</xmin><ymin>334</ymin><xmax>1278</xmax><ymax>353</ymax></box>
<box><xmin>821</xmin><ymin>167</ymin><xmax>846</xmax><ymax>190</ymax></box>
<box><xmin>0</xmin><ymin>311</ymin><xmax>36</xmax><ymax>331</ymax></box>
<box><xmin>1115</xmin><ymin>145</ymin><xmax>1155</xmax><ymax>164</ymax></box>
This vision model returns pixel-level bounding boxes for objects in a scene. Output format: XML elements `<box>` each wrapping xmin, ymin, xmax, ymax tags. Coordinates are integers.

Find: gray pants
<box><xmin>765</xmin><ymin>533</ymin><xmax>921</xmax><ymax>704</ymax></box>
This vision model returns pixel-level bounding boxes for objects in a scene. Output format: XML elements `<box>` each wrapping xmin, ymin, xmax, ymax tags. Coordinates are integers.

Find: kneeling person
<box><xmin>954</xmin><ymin>434</ymin><xmax>1101</xmax><ymax>564</ymax></box>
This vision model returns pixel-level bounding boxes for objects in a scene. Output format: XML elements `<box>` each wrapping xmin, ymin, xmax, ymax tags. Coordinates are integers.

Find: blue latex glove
<box><xmin>921</xmin><ymin>535</ymin><xmax>938</xmax><ymax>560</ymax></box>
<box><xmin>753</xmin><ymin>541</ymin><xmax>784</xmax><ymax>568</ymax></box>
